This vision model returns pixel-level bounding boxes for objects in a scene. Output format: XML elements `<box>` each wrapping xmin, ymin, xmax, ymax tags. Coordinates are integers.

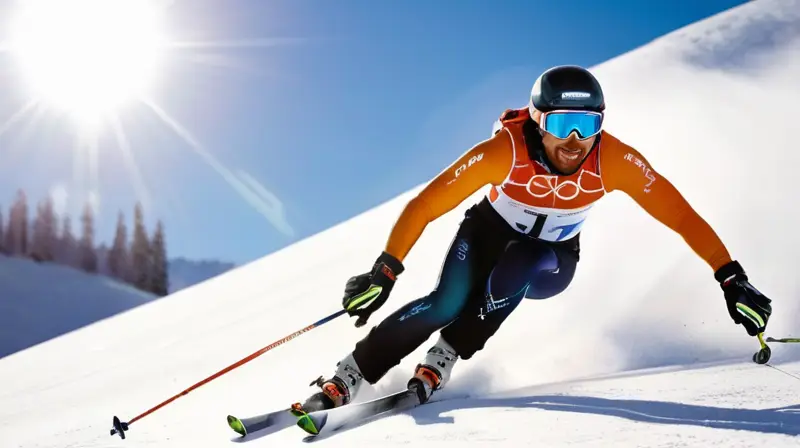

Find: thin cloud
<box><xmin>142</xmin><ymin>98</ymin><xmax>294</xmax><ymax>237</ymax></box>
<box><xmin>236</xmin><ymin>170</ymin><xmax>294</xmax><ymax>237</ymax></box>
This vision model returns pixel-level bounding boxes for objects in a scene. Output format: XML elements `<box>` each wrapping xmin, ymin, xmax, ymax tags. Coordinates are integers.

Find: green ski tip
<box><xmin>296</xmin><ymin>414</ymin><xmax>319</xmax><ymax>435</ymax></box>
<box><xmin>290</xmin><ymin>403</ymin><xmax>320</xmax><ymax>435</ymax></box>
<box><xmin>227</xmin><ymin>415</ymin><xmax>247</xmax><ymax>436</ymax></box>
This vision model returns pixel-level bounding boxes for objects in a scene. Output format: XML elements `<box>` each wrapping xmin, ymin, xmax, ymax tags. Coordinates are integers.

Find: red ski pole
<box><xmin>110</xmin><ymin>308</ymin><xmax>348</xmax><ymax>439</ymax></box>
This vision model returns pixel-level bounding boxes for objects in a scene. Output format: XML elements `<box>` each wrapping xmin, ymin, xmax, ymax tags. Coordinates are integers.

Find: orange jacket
<box><xmin>384</xmin><ymin>109</ymin><xmax>731</xmax><ymax>272</ymax></box>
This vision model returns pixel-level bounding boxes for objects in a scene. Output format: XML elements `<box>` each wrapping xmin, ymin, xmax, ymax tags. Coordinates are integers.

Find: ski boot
<box><xmin>407</xmin><ymin>336</ymin><xmax>458</xmax><ymax>404</ymax></box>
<box><xmin>290</xmin><ymin>352</ymin><xmax>365</xmax><ymax>434</ymax></box>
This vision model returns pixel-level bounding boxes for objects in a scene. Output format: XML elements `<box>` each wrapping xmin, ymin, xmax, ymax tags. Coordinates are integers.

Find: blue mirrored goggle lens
<box><xmin>543</xmin><ymin>112</ymin><xmax>602</xmax><ymax>139</ymax></box>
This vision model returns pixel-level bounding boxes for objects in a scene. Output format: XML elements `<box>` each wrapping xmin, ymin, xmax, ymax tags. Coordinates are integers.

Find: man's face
<box><xmin>531</xmin><ymin>108</ymin><xmax>597</xmax><ymax>174</ymax></box>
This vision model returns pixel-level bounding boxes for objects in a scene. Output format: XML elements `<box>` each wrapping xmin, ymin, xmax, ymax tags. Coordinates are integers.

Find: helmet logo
<box><xmin>561</xmin><ymin>91</ymin><xmax>591</xmax><ymax>99</ymax></box>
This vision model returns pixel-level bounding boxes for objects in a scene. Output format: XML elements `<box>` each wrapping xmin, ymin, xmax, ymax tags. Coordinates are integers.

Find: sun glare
<box><xmin>0</xmin><ymin>0</ymin><xmax>300</xmax><ymax>236</ymax></box>
<box><xmin>8</xmin><ymin>0</ymin><xmax>166</xmax><ymax>122</ymax></box>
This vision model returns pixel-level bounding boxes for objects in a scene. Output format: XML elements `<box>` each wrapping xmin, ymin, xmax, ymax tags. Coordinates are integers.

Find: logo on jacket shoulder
<box><xmin>623</xmin><ymin>153</ymin><xmax>656</xmax><ymax>193</ymax></box>
<box><xmin>454</xmin><ymin>153</ymin><xmax>484</xmax><ymax>178</ymax></box>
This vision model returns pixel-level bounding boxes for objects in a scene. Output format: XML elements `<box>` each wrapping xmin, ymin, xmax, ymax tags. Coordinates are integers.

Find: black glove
<box><xmin>714</xmin><ymin>260</ymin><xmax>772</xmax><ymax>336</ymax></box>
<box><xmin>342</xmin><ymin>251</ymin><xmax>405</xmax><ymax>327</ymax></box>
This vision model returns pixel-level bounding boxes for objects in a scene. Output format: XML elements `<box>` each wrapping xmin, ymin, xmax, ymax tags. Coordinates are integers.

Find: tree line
<box><xmin>0</xmin><ymin>189</ymin><xmax>169</xmax><ymax>296</ymax></box>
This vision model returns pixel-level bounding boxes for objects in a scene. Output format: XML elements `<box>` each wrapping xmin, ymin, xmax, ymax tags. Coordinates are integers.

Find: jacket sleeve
<box><xmin>598</xmin><ymin>132</ymin><xmax>732</xmax><ymax>272</ymax></box>
<box><xmin>384</xmin><ymin>128</ymin><xmax>515</xmax><ymax>262</ymax></box>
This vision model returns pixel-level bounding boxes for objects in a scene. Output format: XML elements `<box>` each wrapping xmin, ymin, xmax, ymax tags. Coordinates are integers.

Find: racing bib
<box><xmin>489</xmin><ymin>187</ymin><xmax>594</xmax><ymax>242</ymax></box>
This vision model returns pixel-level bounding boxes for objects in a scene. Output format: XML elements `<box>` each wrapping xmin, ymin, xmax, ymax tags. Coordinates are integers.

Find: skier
<box><xmin>294</xmin><ymin>64</ymin><xmax>773</xmax><ymax>413</ymax></box>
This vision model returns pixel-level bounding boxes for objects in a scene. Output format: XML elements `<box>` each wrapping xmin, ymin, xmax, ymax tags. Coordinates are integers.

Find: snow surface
<box><xmin>0</xmin><ymin>253</ymin><xmax>234</xmax><ymax>358</ymax></box>
<box><xmin>0</xmin><ymin>255</ymin><xmax>157</xmax><ymax>358</ymax></box>
<box><xmin>3</xmin><ymin>0</ymin><xmax>800</xmax><ymax>446</ymax></box>
<box><xmin>167</xmin><ymin>257</ymin><xmax>236</xmax><ymax>294</ymax></box>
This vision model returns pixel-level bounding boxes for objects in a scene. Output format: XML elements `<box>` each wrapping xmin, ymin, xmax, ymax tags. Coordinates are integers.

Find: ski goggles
<box><xmin>540</xmin><ymin>110</ymin><xmax>603</xmax><ymax>140</ymax></box>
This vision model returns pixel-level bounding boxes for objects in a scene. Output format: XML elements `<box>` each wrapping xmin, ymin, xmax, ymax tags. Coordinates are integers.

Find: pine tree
<box><xmin>96</xmin><ymin>242</ymin><xmax>110</xmax><ymax>275</ymax></box>
<box><xmin>5</xmin><ymin>190</ymin><xmax>29</xmax><ymax>255</ymax></box>
<box><xmin>130</xmin><ymin>202</ymin><xmax>150</xmax><ymax>291</ymax></box>
<box><xmin>0</xmin><ymin>208</ymin><xmax>4</xmax><ymax>254</ymax></box>
<box><xmin>149</xmin><ymin>220</ymin><xmax>168</xmax><ymax>296</ymax></box>
<box><xmin>18</xmin><ymin>190</ymin><xmax>28</xmax><ymax>256</ymax></box>
<box><xmin>79</xmin><ymin>202</ymin><xmax>98</xmax><ymax>273</ymax></box>
<box><xmin>108</xmin><ymin>211</ymin><xmax>129</xmax><ymax>281</ymax></box>
<box><xmin>3</xmin><ymin>203</ymin><xmax>13</xmax><ymax>255</ymax></box>
<box><xmin>31</xmin><ymin>196</ymin><xmax>57</xmax><ymax>262</ymax></box>
<box><xmin>58</xmin><ymin>214</ymin><xmax>77</xmax><ymax>267</ymax></box>
<box><xmin>31</xmin><ymin>200</ymin><xmax>45</xmax><ymax>261</ymax></box>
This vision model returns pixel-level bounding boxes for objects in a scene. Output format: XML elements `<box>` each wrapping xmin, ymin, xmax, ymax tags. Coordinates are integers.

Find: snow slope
<box><xmin>3</xmin><ymin>1</ymin><xmax>800</xmax><ymax>447</ymax></box>
<box><xmin>0</xmin><ymin>255</ymin><xmax>157</xmax><ymax>358</ymax></box>
<box><xmin>0</xmin><ymin>253</ymin><xmax>230</xmax><ymax>358</ymax></box>
<box><xmin>167</xmin><ymin>257</ymin><xmax>236</xmax><ymax>294</ymax></box>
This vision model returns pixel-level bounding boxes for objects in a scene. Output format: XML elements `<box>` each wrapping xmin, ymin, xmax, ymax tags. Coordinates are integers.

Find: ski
<box><xmin>294</xmin><ymin>385</ymin><xmax>428</xmax><ymax>437</ymax></box>
<box><xmin>226</xmin><ymin>407</ymin><xmax>297</xmax><ymax>438</ymax></box>
<box><xmin>228</xmin><ymin>385</ymin><xmax>460</xmax><ymax>440</ymax></box>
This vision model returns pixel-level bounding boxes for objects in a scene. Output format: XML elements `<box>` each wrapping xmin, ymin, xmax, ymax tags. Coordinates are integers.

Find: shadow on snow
<box><xmin>416</xmin><ymin>395</ymin><xmax>800</xmax><ymax>436</ymax></box>
<box><xmin>304</xmin><ymin>394</ymin><xmax>800</xmax><ymax>441</ymax></box>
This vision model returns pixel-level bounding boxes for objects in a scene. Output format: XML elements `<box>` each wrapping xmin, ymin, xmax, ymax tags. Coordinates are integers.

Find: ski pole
<box><xmin>752</xmin><ymin>332</ymin><xmax>771</xmax><ymax>364</ymax></box>
<box><xmin>751</xmin><ymin>333</ymin><xmax>800</xmax><ymax>382</ymax></box>
<box><xmin>752</xmin><ymin>333</ymin><xmax>800</xmax><ymax>364</ymax></box>
<box><xmin>110</xmin><ymin>308</ymin><xmax>348</xmax><ymax>439</ymax></box>
<box><xmin>766</xmin><ymin>337</ymin><xmax>800</xmax><ymax>343</ymax></box>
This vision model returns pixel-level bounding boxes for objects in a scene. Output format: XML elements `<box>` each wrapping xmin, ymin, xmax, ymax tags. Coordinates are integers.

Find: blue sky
<box><xmin>0</xmin><ymin>0</ymin><xmax>748</xmax><ymax>264</ymax></box>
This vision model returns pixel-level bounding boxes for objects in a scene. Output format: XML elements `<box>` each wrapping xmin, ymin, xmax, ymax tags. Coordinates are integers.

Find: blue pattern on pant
<box><xmin>351</xmin><ymin>211</ymin><xmax>578</xmax><ymax>383</ymax></box>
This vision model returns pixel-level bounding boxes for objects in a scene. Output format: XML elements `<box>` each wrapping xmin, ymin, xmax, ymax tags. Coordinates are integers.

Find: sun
<box><xmin>0</xmin><ymin>0</ymin><xmax>300</xmax><ymax>236</ymax></box>
<box><xmin>8</xmin><ymin>0</ymin><xmax>167</xmax><ymax>123</ymax></box>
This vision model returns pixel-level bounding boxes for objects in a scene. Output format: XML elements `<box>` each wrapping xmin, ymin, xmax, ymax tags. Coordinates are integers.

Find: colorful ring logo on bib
<box><xmin>507</xmin><ymin>170</ymin><xmax>604</xmax><ymax>201</ymax></box>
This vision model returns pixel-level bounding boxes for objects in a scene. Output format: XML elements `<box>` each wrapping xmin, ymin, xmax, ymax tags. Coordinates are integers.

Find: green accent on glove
<box><xmin>736</xmin><ymin>303</ymin><xmax>765</xmax><ymax>328</ymax></box>
<box><xmin>345</xmin><ymin>285</ymin><xmax>383</xmax><ymax>311</ymax></box>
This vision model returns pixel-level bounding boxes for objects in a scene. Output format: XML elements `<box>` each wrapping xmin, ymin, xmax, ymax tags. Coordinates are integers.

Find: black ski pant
<box><xmin>352</xmin><ymin>198</ymin><xmax>579</xmax><ymax>384</ymax></box>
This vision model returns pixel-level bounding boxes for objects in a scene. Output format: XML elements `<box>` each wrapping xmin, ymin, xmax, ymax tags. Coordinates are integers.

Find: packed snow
<box><xmin>0</xmin><ymin>255</ymin><xmax>157</xmax><ymax>358</ymax></box>
<box><xmin>167</xmin><ymin>257</ymin><xmax>236</xmax><ymax>294</ymax></box>
<box><xmin>2</xmin><ymin>0</ymin><xmax>800</xmax><ymax>447</ymax></box>
<box><xmin>0</xmin><ymin>253</ymin><xmax>234</xmax><ymax>359</ymax></box>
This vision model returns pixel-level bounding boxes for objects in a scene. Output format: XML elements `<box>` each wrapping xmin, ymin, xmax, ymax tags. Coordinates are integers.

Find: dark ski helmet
<box><xmin>529</xmin><ymin>65</ymin><xmax>605</xmax><ymax>114</ymax></box>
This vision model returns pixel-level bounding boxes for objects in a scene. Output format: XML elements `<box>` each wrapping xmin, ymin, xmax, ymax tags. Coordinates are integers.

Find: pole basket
<box><xmin>111</xmin><ymin>416</ymin><xmax>129</xmax><ymax>439</ymax></box>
